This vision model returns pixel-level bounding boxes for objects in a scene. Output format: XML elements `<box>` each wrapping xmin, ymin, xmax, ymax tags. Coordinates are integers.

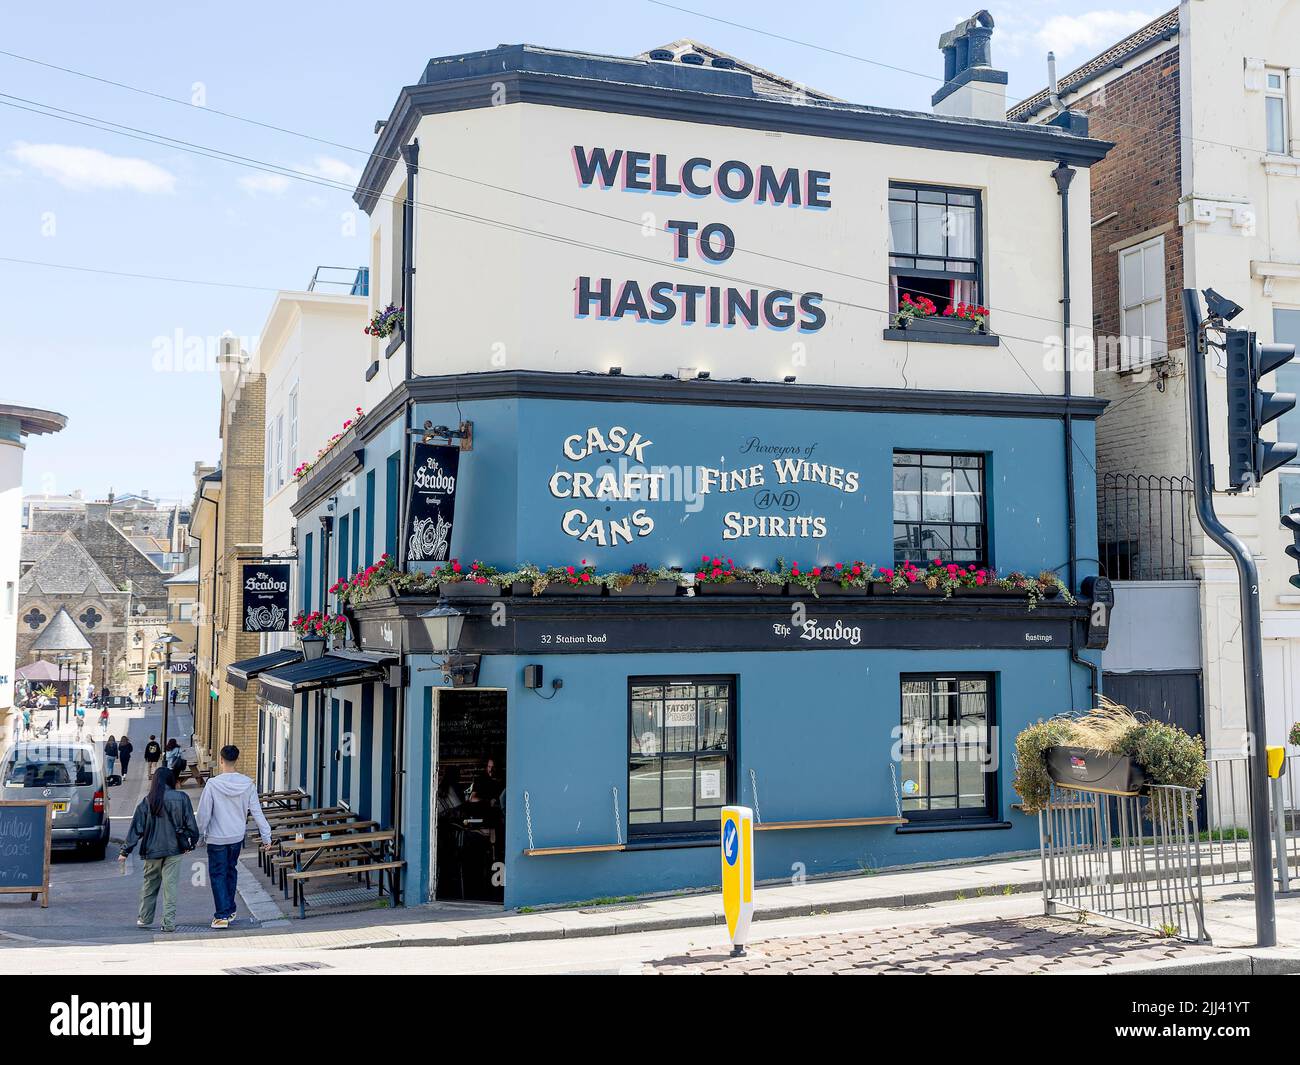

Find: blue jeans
<box><xmin>206</xmin><ymin>841</ymin><xmax>243</xmax><ymax>920</ymax></box>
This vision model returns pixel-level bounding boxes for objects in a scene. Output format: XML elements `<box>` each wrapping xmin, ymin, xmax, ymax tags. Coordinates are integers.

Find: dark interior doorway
<box><xmin>435</xmin><ymin>690</ymin><xmax>507</xmax><ymax>903</ymax></box>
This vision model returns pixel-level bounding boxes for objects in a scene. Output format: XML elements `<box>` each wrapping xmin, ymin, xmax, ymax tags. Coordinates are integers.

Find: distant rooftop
<box><xmin>1008</xmin><ymin>9</ymin><xmax>1178</xmax><ymax>121</ymax></box>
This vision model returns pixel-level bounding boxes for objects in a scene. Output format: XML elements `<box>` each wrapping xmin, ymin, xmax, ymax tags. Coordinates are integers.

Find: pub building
<box><xmin>230</xmin><ymin>18</ymin><xmax>1115</xmax><ymax>909</ymax></box>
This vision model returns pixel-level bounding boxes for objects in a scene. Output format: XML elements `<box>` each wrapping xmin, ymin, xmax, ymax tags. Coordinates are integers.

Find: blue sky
<box><xmin>0</xmin><ymin>0</ymin><xmax>1164</xmax><ymax>501</ymax></box>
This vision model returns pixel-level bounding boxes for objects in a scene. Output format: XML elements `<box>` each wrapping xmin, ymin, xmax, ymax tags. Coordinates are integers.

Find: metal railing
<box><xmin>306</xmin><ymin>265</ymin><xmax>369</xmax><ymax>296</ymax></box>
<box><xmin>1202</xmin><ymin>754</ymin><xmax>1299</xmax><ymax>887</ymax></box>
<box><xmin>1098</xmin><ymin>473</ymin><xmax>1195</xmax><ymax>581</ymax></box>
<box><xmin>1039</xmin><ymin>783</ymin><xmax>1210</xmax><ymax>943</ymax></box>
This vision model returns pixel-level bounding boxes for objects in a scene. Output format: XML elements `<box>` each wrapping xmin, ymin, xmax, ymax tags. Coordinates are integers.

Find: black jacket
<box><xmin>143</xmin><ymin>741</ymin><xmax>162</xmax><ymax>762</ymax></box>
<box><xmin>120</xmin><ymin>789</ymin><xmax>199</xmax><ymax>860</ymax></box>
<box><xmin>104</xmin><ymin>739</ymin><xmax>118</xmax><ymax>758</ymax></box>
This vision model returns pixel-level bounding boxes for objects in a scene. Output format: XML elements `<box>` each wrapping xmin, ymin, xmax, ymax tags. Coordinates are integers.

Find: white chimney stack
<box><xmin>932</xmin><ymin>10</ymin><xmax>1007</xmax><ymax>121</ymax></box>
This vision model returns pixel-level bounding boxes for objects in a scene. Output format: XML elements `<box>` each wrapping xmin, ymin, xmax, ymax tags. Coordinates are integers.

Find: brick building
<box><xmin>1012</xmin><ymin>1</ymin><xmax>1300</xmax><ymax>753</ymax></box>
<box><xmin>190</xmin><ymin>348</ymin><xmax>265</xmax><ymax>774</ymax></box>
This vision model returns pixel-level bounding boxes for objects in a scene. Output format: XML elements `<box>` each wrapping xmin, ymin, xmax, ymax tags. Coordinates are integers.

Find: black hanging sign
<box><xmin>405</xmin><ymin>442</ymin><xmax>460</xmax><ymax>564</ymax></box>
<box><xmin>242</xmin><ymin>563</ymin><xmax>291</xmax><ymax>632</ymax></box>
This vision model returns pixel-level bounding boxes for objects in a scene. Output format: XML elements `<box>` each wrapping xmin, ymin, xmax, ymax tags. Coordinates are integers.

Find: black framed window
<box><xmin>888</xmin><ymin>182</ymin><xmax>983</xmax><ymax>316</ymax></box>
<box><xmin>629</xmin><ymin>677</ymin><xmax>735</xmax><ymax>834</ymax></box>
<box><xmin>893</xmin><ymin>451</ymin><xmax>987</xmax><ymax>565</ymax></box>
<box><xmin>899</xmin><ymin>674</ymin><xmax>996</xmax><ymax>821</ymax></box>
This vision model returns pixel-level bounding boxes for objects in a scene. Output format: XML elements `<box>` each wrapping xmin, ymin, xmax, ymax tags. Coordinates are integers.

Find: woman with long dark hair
<box><xmin>119</xmin><ymin>764</ymin><xmax>199</xmax><ymax>933</ymax></box>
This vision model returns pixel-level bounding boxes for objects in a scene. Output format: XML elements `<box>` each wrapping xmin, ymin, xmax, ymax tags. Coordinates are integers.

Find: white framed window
<box><xmin>1118</xmin><ymin>236</ymin><xmax>1167</xmax><ymax>372</ymax></box>
<box><xmin>264</xmin><ymin>423</ymin><xmax>275</xmax><ymax>498</ymax></box>
<box><xmin>1267</xmin><ymin>69</ymin><xmax>1288</xmax><ymax>155</ymax></box>
<box><xmin>4</xmin><ymin>581</ymin><xmax>14</xmax><ymax>616</ymax></box>
<box><xmin>275</xmin><ymin>413</ymin><xmax>285</xmax><ymax>489</ymax></box>
<box><xmin>288</xmin><ymin>383</ymin><xmax>299</xmax><ymax>474</ymax></box>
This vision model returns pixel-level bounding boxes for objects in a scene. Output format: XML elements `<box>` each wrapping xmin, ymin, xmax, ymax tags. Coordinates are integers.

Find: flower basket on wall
<box><xmin>1045</xmin><ymin>746</ymin><xmax>1147</xmax><ymax>797</ymax></box>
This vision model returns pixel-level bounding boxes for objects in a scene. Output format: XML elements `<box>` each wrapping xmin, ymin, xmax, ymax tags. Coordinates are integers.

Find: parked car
<box><xmin>2</xmin><ymin>741</ymin><xmax>110</xmax><ymax>859</ymax></box>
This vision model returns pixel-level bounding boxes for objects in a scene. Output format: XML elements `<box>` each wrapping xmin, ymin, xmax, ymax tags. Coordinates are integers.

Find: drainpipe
<box><xmin>189</xmin><ymin>529</ymin><xmax>202</xmax><ymax>722</ymax></box>
<box><xmin>392</xmin><ymin>138</ymin><xmax>420</xmax><ymax>869</ymax></box>
<box><xmin>1051</xmin><ymin>161</ymin><xmax>1100</xmax><ymax>703</ymax></box>
<box><xmin>198</xmin><ymin>484</ymin><xmax>220</xmax><ymax>751</ymax></box>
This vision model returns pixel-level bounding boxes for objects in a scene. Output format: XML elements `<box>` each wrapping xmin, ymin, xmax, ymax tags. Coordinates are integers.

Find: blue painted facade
<box><xmin>282</xmin><ymin>392</ymin><xmax>1099</xmax><ymax>908</ymax></box>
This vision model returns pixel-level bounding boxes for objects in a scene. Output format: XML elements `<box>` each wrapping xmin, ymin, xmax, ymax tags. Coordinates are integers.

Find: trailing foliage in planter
<box><xmin>1013</xmin><ymin>699</ymin><xmax>1208</xmax><ymax>814</ymax></box>
<box><xmin>433</xmin><ymin>558</ymin><xmax>500</xmax><ymax>588</ymax></box>
<box><xmin>1290</xmin><ymin>720</ymin><xmax>1300</xmax><ymax>748</ymax></box>
<box><xmin>603</xmin><ymin>563</ymin><xmax>682</xmax><ymax>594</ymax></box>
<box><xmin>779</xmin><ymin>558</ymin><xmax>872</xmax><ymax>595</ymax></box>
<box><xmin>693</xmin><ymin>555</ymin><xmax>783</xmax><ymax>589</ymax></box>
<box><xmin>291</xmin><ymin>610</ymin><xmax>348</xmax><ymax>638</ymax></box>
<box><xmin>331</xmin><ymin>553</ymin><xmax>396</xmax><ymax>606</ymax></box>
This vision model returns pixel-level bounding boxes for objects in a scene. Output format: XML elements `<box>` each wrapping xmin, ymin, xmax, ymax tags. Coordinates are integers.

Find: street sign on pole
<box><xmin>720</xmin><ymin>806</ymin><xmax>754</xmax><ymax>954</ymax></box>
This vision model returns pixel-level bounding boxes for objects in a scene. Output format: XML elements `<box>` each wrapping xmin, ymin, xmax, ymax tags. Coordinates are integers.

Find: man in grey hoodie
<box><xmin>196</xmin><ymin>744</ymin><xmax>271</xmax><ymax>929</ymax></box>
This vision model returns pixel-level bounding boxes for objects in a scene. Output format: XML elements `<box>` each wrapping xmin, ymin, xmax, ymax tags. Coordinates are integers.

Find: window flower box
<box><xmin>439</xmin><ymin>581</ymin><xmax>509</xmax><ymax>599</ymax></box>
<box><xmin>514</xmin><ymin>580</ymin><xmax>603</xmax><ymax>597</ymax></box>
<box><xmin>784</xmin><ymin>580</ymin><xmax>870</xmax><ymax>598</ymax></box>
<box><xmin>696</xmin><ymin>580</ymin><xmax>780</xmax><ymax>596</ymax></box>
<box><xmin>607</xmin><ymin>580</ymin><xmax>681</xmax><ymax>597</ymax></box>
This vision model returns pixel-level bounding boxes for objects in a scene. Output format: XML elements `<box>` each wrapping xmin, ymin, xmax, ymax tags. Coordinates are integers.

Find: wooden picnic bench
<box><xmin>254</xmin><ymin>814</ymin><xmax>368</xmax><ymax>875</ymax></box>
<box><xmin>259</xmin><ymin>789</ymin><xmax>308</xmax><ymax>811</ymax></box>
<box><xmin>266</xmin><ymin>819</ymin><xmax>376</xmax><ymax>886</ymax></box>
<box><xmin>282</xmin><ymin>830</ymin><xmax>403</xmax><ymax>918</ymax></box>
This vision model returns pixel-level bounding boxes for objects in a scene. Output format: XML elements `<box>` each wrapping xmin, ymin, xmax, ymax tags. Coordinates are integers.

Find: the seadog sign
<box><xmin>405</xmin><ymin>442</ymin><xmax>460</xmax><ymax>563</ymax></box>
<box><xmin>241</xmin><ymin>564</ymin><xmax>291</xmax><ymax>633</ymax></box>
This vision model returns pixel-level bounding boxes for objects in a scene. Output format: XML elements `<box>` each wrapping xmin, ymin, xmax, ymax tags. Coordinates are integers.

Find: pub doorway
<box><xmin>434</xmin><ymin>689</ymin><xmax>506</xmax><ymax>903</ymax></box>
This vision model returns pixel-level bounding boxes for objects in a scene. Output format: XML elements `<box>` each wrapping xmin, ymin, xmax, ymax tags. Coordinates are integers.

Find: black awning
<box><xmin>258</xmin><ymin>652</ymin><xmax>390</xmax><ymax>708</ymax></box>
<box><xmin>227</xmin><ymin>647</ymin><xmax>303</xmax><ymax>691</ymax></box>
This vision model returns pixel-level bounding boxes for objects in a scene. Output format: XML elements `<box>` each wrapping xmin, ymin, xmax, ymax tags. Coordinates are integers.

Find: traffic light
<box><xmin>1283</xmin><ymin>509</ymin><xmax>1300</xmax><ymax>590</ymax></box>
<box><xmin>1224</xmin><ymin>328</ymin><xmax>1298</xmax><ymax>491</ymax></box>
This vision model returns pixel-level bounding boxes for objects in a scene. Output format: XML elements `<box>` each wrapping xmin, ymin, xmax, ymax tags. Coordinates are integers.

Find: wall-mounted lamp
<box><xmin>418</xmin><ymin>603</ymin><xmax>480</xmax><ymax>686</ymax></box>
<box><xmin>695</xmin><ymin>370</ymin><xmax>711</xmax><ymax>381</ymax></box>
<box><xmin>608</xmin><ymin>366</ymin><xmax>622</xmax><ymax>376</ymax></box>
<box><xmin>783</xmin><ymin>375</ymin><xmax>797</xmax><ymax>383</ymax></box>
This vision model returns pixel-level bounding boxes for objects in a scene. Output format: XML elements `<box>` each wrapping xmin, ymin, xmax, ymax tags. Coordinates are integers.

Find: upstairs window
<box><xmin>1267</xmin><ymin>69</ymin><xmax>1289</xmax><ymax>155</ymax></box>
<box><xmin>888</xmin><ymin>182</ymin><xmax>983</xmax><ymax>320</ymax></box>
<box><xmin>288</xmin><ymin>384</ymin><xmax>299</xmax><ymax>474</ymax></box>
<box><xmin>893</xmin><ymin>451</ymin><xmax>987</xmax><ymax>566</ymax></box>
<box><xmin>1118</xmin><ymin>236</ymin><xmax>1167</xmax><ymax>371</ymax></box>
<box><xmin>264</xmin><ymin>423</ymin><xmax>275</xmax><ymax>499</ymax></box>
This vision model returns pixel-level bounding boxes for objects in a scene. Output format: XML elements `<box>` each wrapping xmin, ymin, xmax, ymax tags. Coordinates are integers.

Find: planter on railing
<box><xmin>1045</xmin><ymin>746</ymin><xmax>1147</xmax><ymax>796</ymax></box>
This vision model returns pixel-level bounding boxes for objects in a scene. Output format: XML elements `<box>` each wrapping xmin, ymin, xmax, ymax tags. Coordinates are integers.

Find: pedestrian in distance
<box><xmin>100</xmin><ymin>684</ymin><xmax>109</xmax><ymax>704</ymax></box>
<box><xmin>104</xmin><ymin>735</ymin><xmax>118</xmax><ymax>777</ymax></box>
<box><xmin>21</xmin><ymin>707</ymin><xmax>31</xmax><ymax>737</ymax></box>
<box><xmin>196</xmin><ymin>745</ymin><xmax>271</xmax><ymax>929</ymax></box>
<box><xmin>118</xmin><ymin>768</ymin><xmax>199</xmax><ymax>934</ymax></box>
<box><xmin>163</xmin><ymin>738</ymin><xmax>186</xmax><ymax>783</ymax></box>
<box><xmin>143</xmin><ymin>734</ymin><xmax>162</xmax><ymax>779</ymax></box>
<box><xmin>151</xmin><ymin>683</ymin><xmax>158</xmax><ymax>701</ymax></box>
<box><xmin>170</xmin><ymin>688</ymin><xmax>178</xmax><ymax>705</ymax></box>
<box><xmin>137</xmin><ymin>685</ymin><xmax>145</xmax><ymax>705</ymax></box>
<box><xmin>74</xmin><ymin>704</ymin><xmax>85</xmax><ymax>738</ymax></box>
<box><xmin>118</xmin><ymin>734</ymin><xmax>134</xmax><ymax>778</ymax></box>
<box><xmin>98</xmin><ymin>706</ymin><xmax>110</xmax><ymax>735</ymax></box>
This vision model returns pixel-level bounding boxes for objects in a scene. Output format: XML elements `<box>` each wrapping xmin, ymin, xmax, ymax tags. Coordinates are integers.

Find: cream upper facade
<box><xmin>254</xmin><ymin>288</ymin><xmax>368</xmax><ymax>651</ymax></box>
<box><xmin>355</xmin><ymin>44</ymin><xmax>1107</xmax><ymax>408</ymax></box>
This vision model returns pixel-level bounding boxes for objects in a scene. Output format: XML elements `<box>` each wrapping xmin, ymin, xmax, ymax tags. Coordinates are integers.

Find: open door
<box><xmin>434</xmin><ymin>690</ymin><xmax>506</xmax><ymax>903</ymax></box>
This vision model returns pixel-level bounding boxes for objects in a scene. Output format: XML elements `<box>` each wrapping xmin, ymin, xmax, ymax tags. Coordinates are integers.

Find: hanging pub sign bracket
<box><xmin>410</xmin><ymin>419</ymin><xmax>473</xmax><ymax>452</ymax></box>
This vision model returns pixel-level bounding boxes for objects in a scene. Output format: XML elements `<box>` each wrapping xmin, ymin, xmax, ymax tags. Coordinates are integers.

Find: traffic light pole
<box><xmin>1182</xmin><ymin>288</ymin><xmax>1277</xmax><ymax>947</ymax></box>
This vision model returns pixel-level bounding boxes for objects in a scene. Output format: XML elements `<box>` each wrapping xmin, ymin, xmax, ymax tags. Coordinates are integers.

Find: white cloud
<box><xmin>1001</xmin><ymin>8</ymin><xmax>1162</xmax><ymax>62</ymax></box>
<box><xmin>237</xmin><ymin>172</ymin><xmax>292</xmax><ymax>195</ymax></box>
<box><xmin>235</xmin><ymin>156</ymin><xmax>359</xmax><ymax>197</ymax></box>
<box><xmin>8</xmin><ymin>141</ymin><xmax>176</xmax><ymax>193</ymax></box>
<box><xmin>301</xmin><ymin>156</ymin><xmax>361</xmax><ymax>185</ymax></box>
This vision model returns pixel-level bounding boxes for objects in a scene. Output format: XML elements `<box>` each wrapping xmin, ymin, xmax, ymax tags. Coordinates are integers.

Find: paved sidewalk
<box><xmin>649</xmin><ymin>914</ymin><xmax>1225</xmax><ymax>974</ymax></box>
